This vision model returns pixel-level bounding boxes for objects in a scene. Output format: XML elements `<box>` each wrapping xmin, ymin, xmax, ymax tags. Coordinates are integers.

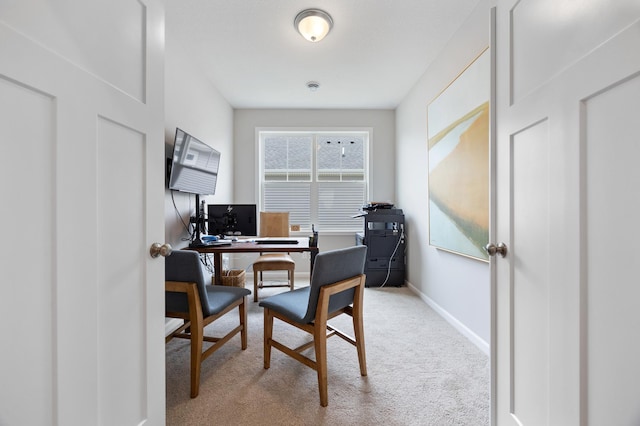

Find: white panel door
<box><xmin>583</xmin><ymin>65</ymin><xmax>640</xmax><ymax>426</ymax></box>
<box><xmin>494</xmin><ymin>1</ymin><xmax>640</xmax><ymax>425</ymax></box>
<box><xmin>0</xmin><ymin>1</ymin><xmax>166</xmax><ymax>425</ymax></box>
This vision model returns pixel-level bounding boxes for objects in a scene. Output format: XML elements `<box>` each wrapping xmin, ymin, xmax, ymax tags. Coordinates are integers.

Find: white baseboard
<box><xmin>405</xmin><ymin>280</ymin><xmax>490</xmax><ymax>356</ymax></box>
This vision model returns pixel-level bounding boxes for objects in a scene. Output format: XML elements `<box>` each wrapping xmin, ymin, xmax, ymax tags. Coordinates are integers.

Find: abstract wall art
<box><xmin>427</xmin><ymin>48</ymin><xmax>490</xmax><ymax>261</ymax></box>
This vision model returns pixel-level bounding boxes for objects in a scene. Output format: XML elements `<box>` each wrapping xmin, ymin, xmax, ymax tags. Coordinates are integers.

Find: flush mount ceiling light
<box><xmin>294</xmin><ymin>9</ymin><xmax>333</xmax><ymax>42</ymax></box>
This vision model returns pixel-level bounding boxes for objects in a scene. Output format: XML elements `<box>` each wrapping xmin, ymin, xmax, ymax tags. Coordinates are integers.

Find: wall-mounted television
<box><xmin>168</xmin><ymin>128</ymin><xmax>220</xmax><ymax>195</ymax></box>
<box><xmin>208</xmin><ymin>204</ymin><xmax>257</xmax><ymax>236</ymax></box>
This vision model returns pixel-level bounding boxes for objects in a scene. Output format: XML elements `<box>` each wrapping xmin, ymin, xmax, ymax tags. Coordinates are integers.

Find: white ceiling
<box><xmin>164</xmin><ymin>0</ymin><xmax>480</xmax><ymax>109</ymax></box>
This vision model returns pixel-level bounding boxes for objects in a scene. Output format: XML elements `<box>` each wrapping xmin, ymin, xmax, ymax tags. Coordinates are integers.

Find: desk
<box><xmin>185</xmin><ymin>238</ymin><xmax>319</xmax><ymax>286</ymax></box>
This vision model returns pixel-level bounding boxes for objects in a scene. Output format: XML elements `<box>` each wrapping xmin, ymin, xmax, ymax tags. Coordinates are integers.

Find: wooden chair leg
<box><xmin>190</xmin><ymin>321</ymin><xmax>203</xmax><ymax>398</ymax></box>
<box><xmin>289</xmin><ymin>268</ymin><xmax>294</xmax><ymax>291</ymax></box>
<box><xmin>253</xmin><ymin>270</ymin><xmax>259</xmax><ymax>303</ymax></box>
<box><xmin>314</xmin><ymin>321</ymin><xmax>329</xmax><ymax>407</ymax></box>
<box><xmin>182</xmin><ymin>282</ymin><xmax>205</xmax><ymax>398</ymax></box>
<box><xmin>240</xmin><ymin>297</ymin><xmax>248</xmax><ymax>349</ymax></box>
<box><xmin>353</xmin><ymin>309</ymin><xmax>367</xmax><ymax>376</ymax></box>
<box><xmin>263</xmin><ymin>308</ymin><xmax>273</xmax><ymax>369</ymax></box>
<box><xmin>352</xmin><ymin>277</ymin><xmax>367</xmax><ymax>376</ymax></box>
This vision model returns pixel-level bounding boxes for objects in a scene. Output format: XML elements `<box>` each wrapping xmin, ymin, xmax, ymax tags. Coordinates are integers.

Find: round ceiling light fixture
<box><xmin>294</xmin><ymin>9</ymin><xmax>333</xmax><ymax>42</ymax></box>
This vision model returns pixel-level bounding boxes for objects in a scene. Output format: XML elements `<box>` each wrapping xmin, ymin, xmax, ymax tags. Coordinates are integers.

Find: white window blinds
<box><xmin>317</xmin><ymin>182</ymin><xmax>366</xmax><ymax>231</ymax></box>
<box><xmin>263</xmin><ymin>182</ymin><xmax>312</xmax><ymax>230</ymax></box>
<box><xmin>260</xmin><ymin>131</ymin><xmax>368</xmax><ymax>233</ymax></box>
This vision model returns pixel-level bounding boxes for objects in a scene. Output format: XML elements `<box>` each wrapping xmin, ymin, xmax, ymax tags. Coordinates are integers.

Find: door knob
<box><xmin>484</xmin><ymin>242</ymin><xmax>507</xmax><ymax>258</ymax></box>
<box><xmin>150</xmin><ymin>243</ymin><xmax>173</xmax><ymax>258</ymax></box>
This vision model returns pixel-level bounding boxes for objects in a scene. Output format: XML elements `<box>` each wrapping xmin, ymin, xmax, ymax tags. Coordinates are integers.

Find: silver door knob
<box><xmin>150</xmin><ymin>243</ymin><xmax>173</xmax><ymax>258</ymax></box>
<box><xmin>484</xmin><ymin>242</ymin><xmax>507</xmax><ymax>258</ymax></box>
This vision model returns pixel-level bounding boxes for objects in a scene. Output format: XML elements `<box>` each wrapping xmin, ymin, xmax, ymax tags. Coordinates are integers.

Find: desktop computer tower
<box><xmin>355</xmin><ymin>209</ymin><xmax>405</xmax><ymax>287</ymax></box>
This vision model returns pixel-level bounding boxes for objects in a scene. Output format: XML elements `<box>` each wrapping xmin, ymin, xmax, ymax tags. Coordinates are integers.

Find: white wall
<box><xmin>164</xmin><ymin>35</ymin><xmax>234</xmax><ymax>248</ymax></box>
<box><xmin>396</xmin><ymin>0</ymin><xmax>492</xmax><ymax>352</ymax></box>
<box><xmin>232</xmin><ymin>109</ymin><xmax>395</xmax><ymax>272</ymax></box>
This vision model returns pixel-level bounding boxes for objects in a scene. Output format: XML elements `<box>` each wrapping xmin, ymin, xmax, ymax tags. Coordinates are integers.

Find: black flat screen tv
<box><xmin>168</xmin><ymin>128</ymin><xmax>220</xmax><ymax>195</ymax></box>
<box><xmin>208</xmin><ymin>204</ymin><xmax>257</xmax><ymax>236</ymax></box>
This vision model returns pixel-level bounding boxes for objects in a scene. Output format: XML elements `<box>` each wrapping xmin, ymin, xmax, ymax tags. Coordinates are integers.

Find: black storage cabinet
<box><xmin>355</xmin><ymin>209</ymin><xmax>405</xmax><ymax>287</ymax></box>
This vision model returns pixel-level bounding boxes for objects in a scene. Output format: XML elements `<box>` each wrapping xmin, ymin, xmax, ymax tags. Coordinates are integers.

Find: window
<box><xmin>259</xmin><ymin>130</ymin><xmax>369</xmax><ymax>233</ymax></box>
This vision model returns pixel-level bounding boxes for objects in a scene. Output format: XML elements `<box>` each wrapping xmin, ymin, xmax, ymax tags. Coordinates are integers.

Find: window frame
<box><xmin>257</xmin><ymin>127</ymin><xmax>371</xmax><ymax>235</ymax></box>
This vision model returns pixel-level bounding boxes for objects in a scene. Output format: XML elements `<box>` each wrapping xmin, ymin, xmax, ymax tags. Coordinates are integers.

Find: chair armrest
<box><xmin>165</xmin><ymin>280</ymin><xmax>204</xmax><ymax>327</ymax></box>
<box><xmin>315</xmin><ymin>274</ymin><xmax>366</xmax><ymax>324</ymax></box>
<box><xmin>166</xmin><ymin>280</ymin><xmax>192</xmax><ymax>293</ymax></box>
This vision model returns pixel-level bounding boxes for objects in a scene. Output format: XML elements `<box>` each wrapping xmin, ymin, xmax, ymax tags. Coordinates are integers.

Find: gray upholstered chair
<box><xmin>259</xmin><ymin>245</ymin><xmax>367</xmax><ymax>406</ymax></box>
<box><xmin>165</xmin><ymin>250</ymin><xmax>251</xmax><ymax>398</ymax></box>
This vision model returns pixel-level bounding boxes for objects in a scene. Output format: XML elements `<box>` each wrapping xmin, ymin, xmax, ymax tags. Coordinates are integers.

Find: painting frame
<box><xmin>427</xmin><ymin>48</ymin><xmax>490</xmax><ymax>262</ymax></box>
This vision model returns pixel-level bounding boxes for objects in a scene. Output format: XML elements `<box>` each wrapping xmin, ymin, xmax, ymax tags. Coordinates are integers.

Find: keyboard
<box><xmin>254</xmin><ymin>239</ymin><xmax>299</xmax><ymax>245</ymax></box>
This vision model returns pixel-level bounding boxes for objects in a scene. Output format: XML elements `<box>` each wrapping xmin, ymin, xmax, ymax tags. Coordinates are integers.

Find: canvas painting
<box><xmin>428</xmin><ymin>48</ymin><xmax>490</xmax><ymax>261</ymax></box>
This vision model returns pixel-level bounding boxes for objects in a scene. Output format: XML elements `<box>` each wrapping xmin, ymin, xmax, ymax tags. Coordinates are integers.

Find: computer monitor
<box><xmin>208</xmin><ymin>204</ymin><xmax>257</xmax><ymax>236</ymax></box>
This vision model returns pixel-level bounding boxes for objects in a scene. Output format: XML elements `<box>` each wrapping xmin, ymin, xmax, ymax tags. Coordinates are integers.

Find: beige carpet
<box><xmin>165</xmin><ymin>283</ymin><xmax>490</xmax><ymax>425</ymax></box>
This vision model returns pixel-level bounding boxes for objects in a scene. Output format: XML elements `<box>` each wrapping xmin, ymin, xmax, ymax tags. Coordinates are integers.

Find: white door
<box><xmin>0</xmin><ymin>1</ymin><xmax>166</xmax><ymax>425</ymax></box>
<box><xmin>493</xmin><ymin>1</ymin><xmax>640</xmax><ymax>425</ymax></box>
